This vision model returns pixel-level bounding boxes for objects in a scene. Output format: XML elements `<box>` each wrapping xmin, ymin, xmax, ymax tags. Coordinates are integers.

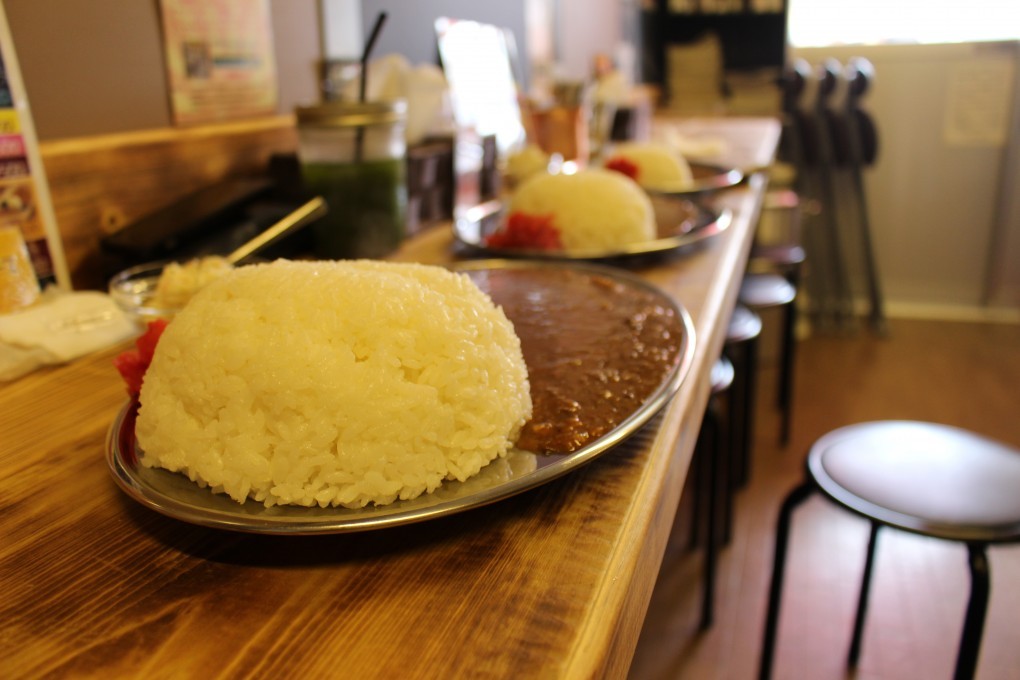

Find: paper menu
<box><xmin>0</xmin><ymin>3</ymin><xmax>69</xmax><ymax>291</ymax></box>
<box><xmin>944</xmin><ymin>56</ymin><xmax>1015</xmax><ymax>148</ymax></box>
<box><xmin>157</xmin><ymin>0</ymin><xmax>279</xmax><ymax>126</ymax></box>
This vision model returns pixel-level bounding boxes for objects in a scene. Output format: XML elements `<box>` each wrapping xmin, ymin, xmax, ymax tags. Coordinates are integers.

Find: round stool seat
<box><xmin>763</xmin><ymin>187</ymin><xmax>800</xmax><ymax>210</ymax></box>
<box><xmin>710</xmin><ymin>355</ymin><xmax>735</xmax><ymax>394</ymax></box>
<box><xmin>750</xmin><ymin>243</ymin><xmax>806</xmax><ymax>270</ymax></box>
<box><xmin>809</xmin><ymin>421</ymin><xmax>1020</xmax><ymax>542</ymax></box>
<box><xmin>726</xmin><ymin>304</ymin><xmax>762</xmax><ymax>344</ymax></box>
<box><xmin>761</xmin><ymin>421</ymin><xmax>1020</xmax><ymax>680</ymax></box>
<box><xmin>740</xmin><ymin>273</ymin><xmax>796</xmax><ymax>309</ymax></box>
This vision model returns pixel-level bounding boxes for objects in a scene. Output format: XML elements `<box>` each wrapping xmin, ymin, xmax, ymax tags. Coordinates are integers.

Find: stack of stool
<box><xmin>748</xmin><ymin>107</ymin><xmax>806</xmax><ymax>447</ymax></box>
<box><xmin>692</xmin><ymin>56</ymin><xmax>808</xmax><ymax>633</ymax></box>
<box><xmin>737</xmin><ymin>56</ymin><xmax>807</xmax><ymax>450</ymax></box>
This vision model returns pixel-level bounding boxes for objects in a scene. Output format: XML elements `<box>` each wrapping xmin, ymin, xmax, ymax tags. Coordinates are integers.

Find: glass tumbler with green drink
<box><xmin>295</xmin><ymin>100</ymin><xmax>408</xmax><ymax>259</ymax></box>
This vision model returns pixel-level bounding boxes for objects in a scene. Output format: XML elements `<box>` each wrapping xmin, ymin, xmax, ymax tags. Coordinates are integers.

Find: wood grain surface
<box><xmin>40</xmin><ymin>116</ymin><xmax>300</xmax><ymax>290</ymax></box>
<box><xmin>1</xmin><ymin>118</ymin><xmax>780</xmax><ymax>679</ymax></box>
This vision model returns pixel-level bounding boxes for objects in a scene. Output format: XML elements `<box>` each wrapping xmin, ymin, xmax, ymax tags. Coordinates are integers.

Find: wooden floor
<box><xmin>628</xmin><ymin>316</ymin><xmax>1020</xmax><ymax>680</ymax></box>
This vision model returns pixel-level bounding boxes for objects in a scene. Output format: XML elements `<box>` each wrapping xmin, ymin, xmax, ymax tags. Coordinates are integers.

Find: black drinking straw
<box><xmin>355</xmin><ymin>11</ymin><xmax>388</xmax><ymax>161</ymax></box>
<box><xmin>359</xmin><ymin>12</ymin><xmax>387</xmax><ymax>103</ymax></box>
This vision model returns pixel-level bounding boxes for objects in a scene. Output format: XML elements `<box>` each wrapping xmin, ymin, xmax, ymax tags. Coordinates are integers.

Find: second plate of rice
<box><xmin>453</xmin><ymin>198</ymin><xmax>731</xmax><ymax>261</ymax></box>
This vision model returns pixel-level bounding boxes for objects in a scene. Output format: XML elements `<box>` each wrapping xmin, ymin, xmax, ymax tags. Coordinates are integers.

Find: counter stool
<box><xmin>749</xmin><ymin>197</ymin><xmax>805</xmax><ymax>292</ymax></box>
<box><xmin>759</xmin><ymin>421</ymin><xmax>1020</xmax><ymax>680</ymax></box>
<box><xmin>686</xmin><ymin>307</ymin><xmax>762</xmax><ymax>630</ymax></box>
<box><xmin>739</xmin><ymin>272</ymin><xmax>797</xmax><ymax>446</ymax></box>
<box><xmin>750</xmin><ymin>188</ymin><xmax>806</xmax><ymax>283</ymax></box>
<box><xmin>690</xmin><ymin>355</ymin><xmax>735</xmax><ymax>630</ymax></box>
<box><xmin>750</xmin><ymin>54</ymin><xmax>810</xmax><ymax>335</ymax></box>
<box><xmin>749</xmin><ymin>242</ymin><xmax>805</xmax><ymax>283</ymax></box>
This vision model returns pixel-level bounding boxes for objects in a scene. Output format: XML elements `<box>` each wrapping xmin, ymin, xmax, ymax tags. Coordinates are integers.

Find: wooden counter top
<box><xmin>0</xmin><ymin>117</ymin><xmax>780</xmax><ymax>679</ymax></box>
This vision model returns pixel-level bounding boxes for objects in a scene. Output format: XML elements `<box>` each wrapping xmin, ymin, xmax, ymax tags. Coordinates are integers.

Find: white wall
<box><xmin>358</xmin><ymin>0</ymin><xmax>528</xmax><ymax>80</ymax></box>
<box><xmin>554</xmin><ymin>0</ymin><xmax>624</xmax><ymax>81</ymax></box>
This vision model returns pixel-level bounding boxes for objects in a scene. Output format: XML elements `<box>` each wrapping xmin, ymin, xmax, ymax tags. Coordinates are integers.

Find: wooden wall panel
<box><xmin>39</xmin><ymin>116</ymin><xmax>299</xmax><ymax>289</ymax></box>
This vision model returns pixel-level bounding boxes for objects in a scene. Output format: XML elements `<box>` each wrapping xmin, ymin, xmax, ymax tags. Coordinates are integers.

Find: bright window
<box><xmin>788</xmin><ymin>0</ymin><xmax>1020</xmax><ymax>47</ymax></box>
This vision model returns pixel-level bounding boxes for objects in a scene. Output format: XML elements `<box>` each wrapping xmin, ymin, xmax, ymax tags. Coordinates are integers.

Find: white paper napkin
<box><xmin>0</xmin><ymin>291</ymin><xmax>137</xmax><ymax>380</ymax></box>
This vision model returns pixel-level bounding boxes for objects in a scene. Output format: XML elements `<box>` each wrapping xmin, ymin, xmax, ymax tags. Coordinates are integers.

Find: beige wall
<box><xmin>5</xmin><ymin>0</ymin><xmax>321</xmax><ymax>141</ymax></box>
<box><xmin>795</xmin><ymin>42</ymin><xmax>1020</xmax><ymax>317</ymax></box>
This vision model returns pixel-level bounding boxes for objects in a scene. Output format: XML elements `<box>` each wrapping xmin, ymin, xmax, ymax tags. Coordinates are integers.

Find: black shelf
<box><xmin>640</xmin><ymin>1</ymin><xmax>788</xmax><ymax>87</ymax></box>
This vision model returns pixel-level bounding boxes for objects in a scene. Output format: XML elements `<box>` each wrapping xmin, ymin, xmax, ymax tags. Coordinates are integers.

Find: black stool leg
<box><xmin>724</xmin><ymin>344</ymin><xmax>746</xmax><ymax>491</ymax></box>
<box><xmin>700</xmin><ymin>399</ymin><xmax>722</xmax><ymax>630</ymax></box>
<box><xmin>718</xmin><ymin>389</ymin><xmax>734</xmax><ymax>546</ymax></box>
<box><xmin>742</xmin><ymin>336</ymin><xmax>759</xmax><ymax>485</ymax></box>
<box><xmin>848</xmin><ymin>521</ymin><xmax>881</xmax><ymax>666</ymax></box>
<box><xmin>954</xmin><ymin>543</ymin><xmax>990</xmax><ymax>680</ymax></box>
<box><xmin>729</xmin><ymin>336</ymin><xmax>759</xmax><ymax>489</ymax></box>
<box><xmin>778</xmin><ymin>293</ymin><xmax>797</xmax><ymax>446</ymax></box>
<box><xmin>759</xmin><ymin>480</ymin><xmax>815</xmax><ymax>680</ymax></box>
<box><xmin>688</xmin><ymin>421</ymin><xmax>706</xmax><ymax>550</ymax></box>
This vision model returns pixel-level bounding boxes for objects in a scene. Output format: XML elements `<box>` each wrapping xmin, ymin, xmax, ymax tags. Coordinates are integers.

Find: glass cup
<box><xmin>295</xmin><ymin>100</ymin><xmax>408</xmax><ymax>260</ymax></box>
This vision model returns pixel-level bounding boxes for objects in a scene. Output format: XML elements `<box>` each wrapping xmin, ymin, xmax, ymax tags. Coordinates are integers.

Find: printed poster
<box><xmin>0</xmin><ymin>35</ymin><xmax>63</xmax><ymax>288</ymax></box>
<box><xmin>158</xmin><ymin>0</ymin><xmax>279</xmax><ymax>125</ymax></box>
<box><xmin>944</xmin><ymin>56</ymin><xmax>1015</xmax><ymax>148</ymax></box>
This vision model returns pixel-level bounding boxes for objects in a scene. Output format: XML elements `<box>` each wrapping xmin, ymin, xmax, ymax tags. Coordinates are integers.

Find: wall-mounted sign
<box><xmin>944</xmin><ymin>55</ymin><xmax>1015</xmax><ymax>148</ymax></box>
<box><xmin>158</xmin><ymin>0</ymin><xmax>279</xmax><ymax>126</ymax></box>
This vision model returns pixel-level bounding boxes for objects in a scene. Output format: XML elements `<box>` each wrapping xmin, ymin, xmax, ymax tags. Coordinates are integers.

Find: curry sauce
<box><xmin>469</xmin><ymin>266</ymin><xmax>685</xmax><ymax>454</ymax></box>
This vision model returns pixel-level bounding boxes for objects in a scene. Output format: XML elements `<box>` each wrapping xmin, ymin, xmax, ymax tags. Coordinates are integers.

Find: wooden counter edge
<box><xmin>563</xmin><ymin>172</ymin><xmax>773</xmax><ymax>678</ymax></box>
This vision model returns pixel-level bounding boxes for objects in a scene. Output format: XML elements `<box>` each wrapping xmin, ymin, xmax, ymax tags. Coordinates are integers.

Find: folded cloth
<box><xmin>655</xmin><ymin>126</ymin><xmax>728</xmax><ymax>161</ymax></box>
<box><xmin>0</xmin><ymin>290</ymin><xmax>137</xmax><ymax>380</ymax></box>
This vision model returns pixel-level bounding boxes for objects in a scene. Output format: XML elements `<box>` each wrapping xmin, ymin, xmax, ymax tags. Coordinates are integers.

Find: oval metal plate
<box><xmin>106</xmin><ymin>260</ymin><xmax>696</xmax><ymax>534</ymax></box>
<box><xmin>453</xmin><ymin>200</ymin><xmax>732</xmax><ymax>261</ymax></box>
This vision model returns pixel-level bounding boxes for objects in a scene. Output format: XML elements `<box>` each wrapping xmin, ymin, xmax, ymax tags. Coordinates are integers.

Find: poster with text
<box><xmin>159</xmin><ymin>0</ymin><xmax>279</xmax><ymax>125</ymax></box>
<box><xmin>0</xmin><ymin>26</ymin><xmax>65</xmax><ymax>289</ymax></box>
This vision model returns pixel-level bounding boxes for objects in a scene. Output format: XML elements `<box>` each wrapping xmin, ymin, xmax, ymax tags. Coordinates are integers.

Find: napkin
<box><xmin>0</xmin><ymin>290</ymin><xmax>137</xmax><ymax>381</ymax></box>
<box><xmin>655</xmin><ymin>126</ymin><xmax>729</xmax><ymax>161</ymax></box>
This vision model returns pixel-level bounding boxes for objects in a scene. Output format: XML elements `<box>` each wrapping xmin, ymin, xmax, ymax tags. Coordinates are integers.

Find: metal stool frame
<box><xmin>759</xmin><ymin>422</ymin><xmax>1020</xmax><ymax>680</ymax></box>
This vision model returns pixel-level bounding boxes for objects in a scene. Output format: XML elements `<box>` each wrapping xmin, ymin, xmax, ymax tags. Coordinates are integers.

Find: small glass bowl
<box><xmin>108</xmin><ymin>261</ymin><xmax>182</xmax><ymax>324</ymax></box>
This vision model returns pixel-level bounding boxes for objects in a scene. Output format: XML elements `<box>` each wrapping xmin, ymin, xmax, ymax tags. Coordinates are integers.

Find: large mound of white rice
<box><xmin>605</xmin><ymin>142</ymin><xmax>694</xmax><ymax>191</ymax></box>
<box><xmin>136</xmin><ymin>259</ymin><xmax>532</xmax><ymax>509</ymax></box>
<box><xmin>507</xmin><ymin>168</ymin><xmax>655</xmax><ymax>252</ymax></box>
